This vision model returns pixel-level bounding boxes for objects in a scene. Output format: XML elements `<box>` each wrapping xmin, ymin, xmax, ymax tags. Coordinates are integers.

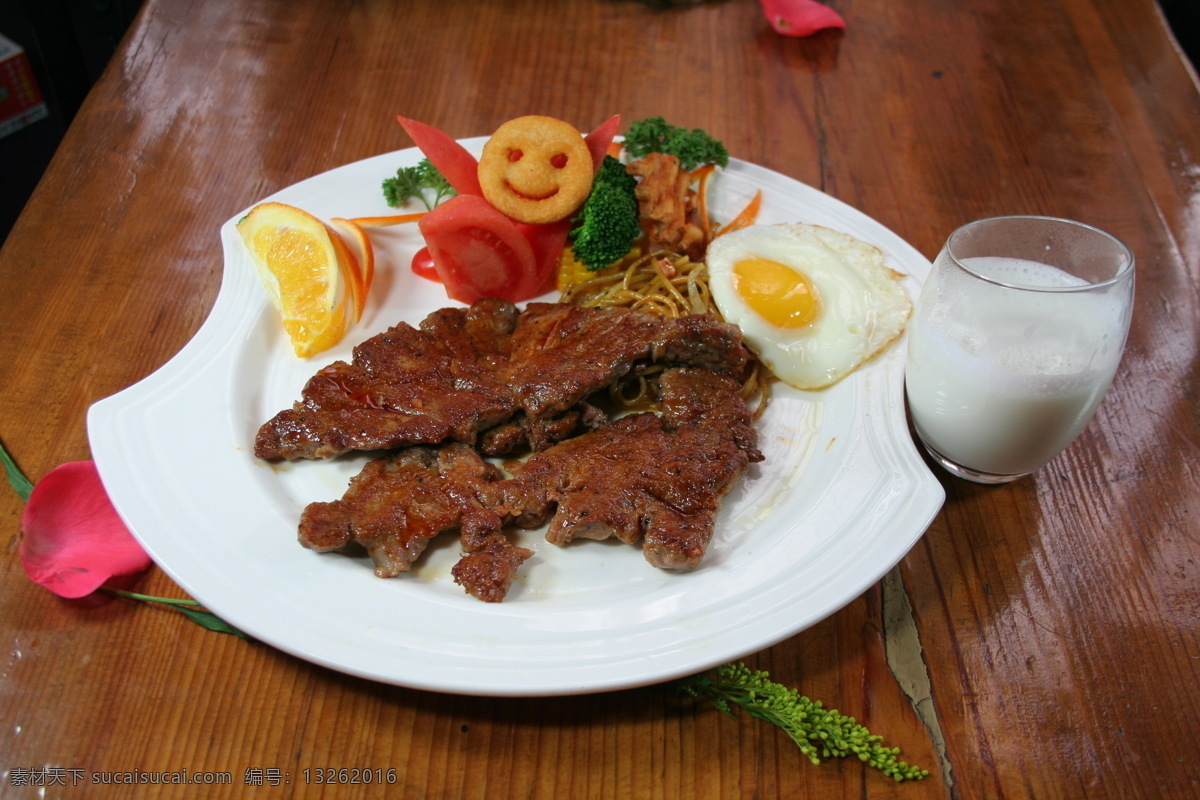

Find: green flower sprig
<box><xmin>679</xmin><ymin>662</ymin><xmax>929</xmax><ymax>782</ymax></box>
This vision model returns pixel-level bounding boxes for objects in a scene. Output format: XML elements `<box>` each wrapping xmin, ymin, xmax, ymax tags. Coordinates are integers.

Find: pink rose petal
<box><xmin>760</xmin><ymin>0</ymin><xmax>846</xmax><ymax>37</ymax></box>
<box><xmin>19</xmin><ymin>461</ymin><xmax>151</xmax><ymax>598</ymax></box>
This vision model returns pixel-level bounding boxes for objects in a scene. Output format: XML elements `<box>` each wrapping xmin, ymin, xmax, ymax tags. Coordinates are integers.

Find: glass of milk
<box><xmin>905</xmin><ymin>216</ymin><xmax>1134</xmax><ymax>483</ymax></box>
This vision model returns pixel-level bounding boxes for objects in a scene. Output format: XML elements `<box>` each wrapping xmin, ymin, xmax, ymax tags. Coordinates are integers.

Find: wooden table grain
<box><xmin>2</xmin><ymin>0</ymin><xmax>1197</xmax><ymax>797</ymax></box>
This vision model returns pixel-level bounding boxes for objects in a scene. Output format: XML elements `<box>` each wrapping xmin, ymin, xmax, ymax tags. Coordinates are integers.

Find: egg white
<box><xmin>707</xmin><ymin>223</ymin><xmax>912</xmax><ymax>390</ymax></box>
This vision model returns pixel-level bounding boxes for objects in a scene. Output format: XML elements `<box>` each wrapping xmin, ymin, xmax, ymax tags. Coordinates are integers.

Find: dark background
<box><xmin>1</xmin><ymin>0</ymin><xmax>144</xmax><ymax>245</ymax></box>
<box><xmin>1</xmin><ymin>0</ymin><xmax>1197</xmax><ymax>246</ymax></box>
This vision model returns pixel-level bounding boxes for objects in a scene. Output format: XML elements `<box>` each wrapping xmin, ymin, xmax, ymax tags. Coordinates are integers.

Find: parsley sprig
<box><xmin>381</xmin><ymin>157</ymin><xmax>455</xmax><ymax>210</ymax></box>
<box><xmin>679</xmin><ymin>662</ymin><xmax>929</xmax><ymax>781</ymax></box>
<box><xmin>622</xmin><ymin>116</ymin><xmax>730</xmax><ymax>171</ymax></box>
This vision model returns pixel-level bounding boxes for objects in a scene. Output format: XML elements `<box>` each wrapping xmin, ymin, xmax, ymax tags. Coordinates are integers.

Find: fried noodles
<box><xmin>561</xmin><ymin>249</ymin><xmax>771</xmax><ymax>418</ymax></box>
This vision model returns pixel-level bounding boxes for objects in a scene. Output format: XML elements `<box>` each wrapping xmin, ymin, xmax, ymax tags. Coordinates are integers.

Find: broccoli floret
<box><xmin>569</xmin><ymin>156</ymin><xmax>642</xmax><ymax>271</ymax></box>
<box><xmin>623</xmin><ymin>116</ymin><xmax>729</xmax><ymax>171</ymax></box>
<box><xmin>381</xmin><ymin>158</ymin><xmax>455</xmax><ymax>210</ymax></box>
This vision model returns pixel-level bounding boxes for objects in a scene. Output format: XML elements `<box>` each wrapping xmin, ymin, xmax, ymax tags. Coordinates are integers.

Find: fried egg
<box><xmin>707</xmin><ymin>223</ymin><xmax>911</xmax><ymax>390</ymax></box>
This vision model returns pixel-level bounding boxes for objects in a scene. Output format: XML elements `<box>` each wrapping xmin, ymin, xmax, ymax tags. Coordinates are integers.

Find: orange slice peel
<box><xmin>237</xmin><ymin>201</ymin><xmax>356</xmax><ymax>358</ymax></box>
<box><xmin>331</xmin><ymin>217</ymin><xmax>375</xmax><ymax>320</ymax></box>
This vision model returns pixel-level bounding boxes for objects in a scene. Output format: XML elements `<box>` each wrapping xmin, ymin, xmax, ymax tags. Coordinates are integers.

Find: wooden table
<box><xmin>2</xmin><ymin>0</ymin><xmax>1197</xmax><ymax>796</ymax></box>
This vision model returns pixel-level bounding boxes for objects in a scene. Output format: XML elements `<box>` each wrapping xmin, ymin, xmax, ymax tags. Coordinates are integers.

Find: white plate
<box><xmin>88</xmin><ymin>139</ymin><xmax>943</xmax><ymax>696</ymax></box>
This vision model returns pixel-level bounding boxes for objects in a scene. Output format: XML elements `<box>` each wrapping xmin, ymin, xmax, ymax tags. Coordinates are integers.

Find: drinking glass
<box><xmin>904</xmin><ymin>216</ymin><xmax>1135</xmax><ymax>484</ymax></box>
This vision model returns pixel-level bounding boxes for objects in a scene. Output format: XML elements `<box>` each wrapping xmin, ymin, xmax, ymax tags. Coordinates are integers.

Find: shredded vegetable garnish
<box><xmin>715</xmin><ymin>189</ymin><xmax>763</xmax><ymax>237</ymax></box>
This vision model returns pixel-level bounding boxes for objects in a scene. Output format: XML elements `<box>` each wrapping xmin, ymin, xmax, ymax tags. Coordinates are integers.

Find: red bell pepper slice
<box><xmin>517</xmin><ymin>218</ymin><xmax>573</xmax><ymax>296</ymax></box>
<box><xmin>583</xmin><ymin>114</ymin><xmax>621</xmax><ymax>172</ymax></box>
<box><xmin>410</xmin><ymin>246</ymin><xmax>440</xmax><ymax>282</ymax></box>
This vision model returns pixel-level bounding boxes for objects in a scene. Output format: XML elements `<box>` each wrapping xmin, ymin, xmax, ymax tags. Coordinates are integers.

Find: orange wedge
<box><xmin>237</xmin><ymin>202</ymin><xmax>360</xmax><ymax>358</ymax></box>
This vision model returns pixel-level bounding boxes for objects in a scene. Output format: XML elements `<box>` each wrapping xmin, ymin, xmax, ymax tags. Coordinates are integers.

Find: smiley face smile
<box><xmin>504</xmin><ymin>182</ymin><xmax>561</xmax><ymax>202</ymax></box>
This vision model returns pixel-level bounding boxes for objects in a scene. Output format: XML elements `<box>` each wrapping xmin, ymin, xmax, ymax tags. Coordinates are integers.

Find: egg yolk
<box><xmin>732</xmin><ymin>257</ymin><xmax>820</xmax><ymax>328</ymax></box>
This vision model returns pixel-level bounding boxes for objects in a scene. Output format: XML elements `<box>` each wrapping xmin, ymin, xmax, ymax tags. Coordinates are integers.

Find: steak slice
<box><xmin>484</xmin><ymin>368</ymin><xmax>762</xmax><ymax>570</ymax></box>
<box><xmin>255</xmin><ymin>300</ymin><xmax>518</xmax><ymax>460</ymax></box>
<box><xmin>297</xmin><ymin>444</ymin><xmax>529</xmax><ymax>595</ymax></box>
<box><xmin>651</xmin><ymin>313</ymin><xmax>750</xmax><ymax>376</ymax></box>
<box><xmin>507</xmin><ymin>303</ymin><xmax>748</xmax><ymax>419</ymax></box>
<box><xmin>452</xmin><ymin>527</ymin><xmax>535</xmax><ymax>603</ymax></box>
<box><xmin>476</xmin><ymin>403</ymin><xmax>607</xmax><ymax>456</ymax></box>
<box><xmin>256</xmin><ymin>299</ymin><xmax>749</xmax><ymax>461</ymax></box>
<box><xmin>657</xmin><ymin>366</ymin><xmax>762</xmax><ymax>457</ymax></box>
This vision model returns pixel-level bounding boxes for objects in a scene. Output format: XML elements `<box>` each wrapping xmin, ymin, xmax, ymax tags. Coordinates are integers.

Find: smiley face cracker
<box><xmin>478</xmin><ymin>116</ymin><xmax>594</xmax><ymax>225</ymax></box>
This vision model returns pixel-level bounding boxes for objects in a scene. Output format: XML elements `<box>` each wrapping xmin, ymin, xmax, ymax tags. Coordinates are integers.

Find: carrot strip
<box><xmin>715</xmin><ymin>190</ymin><xmax>763</xmax><ymax>237</ymax></box>
<box><xmin>349</xmin><ymin>212</ymin><xmax>427</xmax><ymax>228</ymax></box>
<box><xmin>692</xmin><ymin>165</ymin><xmax>715</xmax><ymax>242</ymax></box>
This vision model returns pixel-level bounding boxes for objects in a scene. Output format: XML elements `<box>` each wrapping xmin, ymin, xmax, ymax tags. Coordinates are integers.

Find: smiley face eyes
<box><xmin>506</xmin><ymin>149</ymin><xmax>571</xmax><ymax>169</ymax></box>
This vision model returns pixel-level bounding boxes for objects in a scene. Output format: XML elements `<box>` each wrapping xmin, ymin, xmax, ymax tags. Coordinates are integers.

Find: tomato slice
<box><xmin>410</xmin><ymin>246</ymin><xmax>440</xmax><ymax>282</ymax></box>
<box><xmin>396</xmin><ymin>115</ymin><xmax>484</xmax><ymax>196</ymax></box>
<box><xmin>418</xmin><ymin>195</ymin><xmax>540</xmax><ymax>303</ymax></box>
<box><xmin>517</xmin><ymin>218</ymin><xmax>572</xmax><ymax>296</ymax></box>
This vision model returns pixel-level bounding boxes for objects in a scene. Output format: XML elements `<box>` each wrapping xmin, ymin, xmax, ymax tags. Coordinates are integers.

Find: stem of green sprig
<box><xmin>103</xmin><ymin>589</ymin><xmax>251</xmax><ymax>639</ymax></box>
<box><xmin>0</xmin><ymin>437</ymin><xmax>34</xmax><ymax>502</ymax></box>
<box><xmin>104</xmin><ymin>589</ymin><xmax>202</xmax><ymax>607</ymax></box>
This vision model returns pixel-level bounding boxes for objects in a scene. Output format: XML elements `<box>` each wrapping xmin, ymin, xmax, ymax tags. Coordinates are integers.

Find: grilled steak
<box><xmin>298</xmin><ymin>444</ymin><xmax>503</xmax><ymax>575</ymax></box>
<box><xmin>274</xmin><ymin>296</ymin><xmax>762</xmax><ymax>602</ymax></box>
<box><xmin>255</xmin><ymin>299</ymin><xmax>517</xmax><ymax>461</ymax></box>
<box><xmin>503</xmin><ymin>301</ymin><xmax>747</xmax><ymax>418</ymax></box>
<box><xmin>451</xmin><ymin>529</ymin><xmax>536</xmax><ymax>603</ymax></box>
<box><xmin>294</xmin><ymin>367</ymin><xmax>762</xmax><ymax>600</ymax></box>
<box><xmin>255</xmin><ymin>300</ymin><xmax>748</xmax><ymax>461</ymax></box>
